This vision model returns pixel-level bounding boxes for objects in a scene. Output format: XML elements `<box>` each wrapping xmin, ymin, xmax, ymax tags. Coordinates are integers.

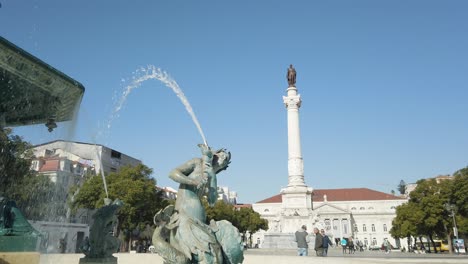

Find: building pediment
<box><xmin>314</xmin><ymin>203</ymin><xmax>349</xmax><ymax>214</ymax></box>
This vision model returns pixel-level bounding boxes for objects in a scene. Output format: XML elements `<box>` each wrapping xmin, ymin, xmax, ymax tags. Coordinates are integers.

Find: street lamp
<box><xmin>445</xmin><ymin>204</ymin><xmax>458</xmax><ymax>239</ymax></box>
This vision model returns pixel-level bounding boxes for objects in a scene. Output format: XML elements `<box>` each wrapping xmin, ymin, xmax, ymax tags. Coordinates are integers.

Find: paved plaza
<box><xmin>37</xmin><ymin>247</ymin><xmax>468</xmax><ymax>264</ymax></box>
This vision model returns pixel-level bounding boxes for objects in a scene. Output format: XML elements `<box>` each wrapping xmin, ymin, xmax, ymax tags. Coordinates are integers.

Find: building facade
<box><xmin>29</xmin><ymin>140</ymin><xmax>141</xmax><ymax>252</ymax></box>
<box><xmin>252</xmin><ymin>188</ymin><xmax>406</xmax><ymax>249</ymax></box>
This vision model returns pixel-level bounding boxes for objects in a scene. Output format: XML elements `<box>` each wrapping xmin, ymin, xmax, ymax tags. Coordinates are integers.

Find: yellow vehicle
<box><xmin>415</xmin><ymin>240</ymin><xmax>449</xmax><ymax>252</ymax></box>
<box><xmin>439</xmin><ymin>240</ymin><xmax>450</xmax><ymax>252</ymax></box>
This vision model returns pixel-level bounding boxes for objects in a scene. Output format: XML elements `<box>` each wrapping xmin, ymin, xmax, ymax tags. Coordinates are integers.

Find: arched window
<box><xmin>383</xmin><ymin>224</ymin><xmax>387</xmax><ymax>232</ymax></box>
<box><xmin>264</xmin><ymin>209</ymin><xmax>269</xmax><ymax>212</ymax></box>
<box><xmin>360</xmin><ymin>207</ymin><xmax>365</xmax><ymax>210</ymax></box>
<box><xmin>363</xmin><ymin>224</ymin><xmax>367</xmax><ymax>232</ymax></box>
<box><xmin>371</xmin><ymin>224</ymin><xmax>376</xmax><ymax>232</ymax></box>
<box><xmin>390</xmin><ymin>206</ymin><xmax>396</xmax><ymax>209</ymax></box>
<box><xmin>368</xmin><ymin>207</ymin><xmax>374</xmax><ymax>210</ymax></box>
<box><xmin>351</xmin><ymin>207</ymin><xmax>356</xmax><ymax>210</ymax></box>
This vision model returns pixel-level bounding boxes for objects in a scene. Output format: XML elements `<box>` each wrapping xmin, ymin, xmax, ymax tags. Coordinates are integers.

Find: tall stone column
<box><xmin>262</xmin><ymin>65</ymin><xmax>315</xmax><ymax>248</ymax></box>
<box><xmin>283</xmin><ymin>86</ymin><xmax>306</xmax><ymax>187</ymax></box>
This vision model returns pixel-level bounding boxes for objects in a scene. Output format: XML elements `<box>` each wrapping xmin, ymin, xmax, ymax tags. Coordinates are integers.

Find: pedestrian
<box><xmin>341</xmin><ymin>237</ymin><xmax>348</xmax><ymax>254</ymax></box>
<box><xmin>294</xmin><ymin>225</ymin><xmax>310</xmax><ymax>256</ymax></box>
<box><xmin>348</xmin><ymin>236</ymin><xmax>355</xmax><ymax>254</ymax></box>
<box><xmin>313</xmin><ymin>227</ymin><xmax>324</xmax><ymax>256</ymax></box>
<box><xmin>454</xmin><ymin>240</ymin><xmax>464</xmax><ymax>255</ymax></box>
<box><xmin>320</xmin><ymin>229</ymin><xmax>333</xmax><ymax>256</ymax></box>
<box><xmin>383</xmin><ymin>238</ymin><xmax>390</xmax><ymax>254</ymax></box>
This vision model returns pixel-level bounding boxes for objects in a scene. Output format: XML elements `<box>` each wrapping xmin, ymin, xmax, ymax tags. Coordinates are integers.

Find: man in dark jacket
<box><xmin>321</xmin><ymin>229</ymin><xmax>333</xmax><ymax>256</ymax></box>
<box><xmin>313</xmin><ymin>227</ymin><xmax>323</xmax><ymax>256</ymax></box>
<box><xmin>294</xmin><ymin>225</ymin><xmax>310</xmax><ymax>256</ymax></box>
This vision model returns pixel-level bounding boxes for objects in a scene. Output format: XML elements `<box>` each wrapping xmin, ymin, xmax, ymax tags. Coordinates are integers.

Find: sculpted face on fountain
<box><xmin>213</xmin><ymin>148</ymin><xmax>231</xmax><ymax>173</ymax></box>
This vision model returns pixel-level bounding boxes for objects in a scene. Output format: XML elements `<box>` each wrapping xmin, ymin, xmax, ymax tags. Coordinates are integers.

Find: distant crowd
<box><xmin>294</xmin><ymin>225</ymin><xmax>392</xmax><ymax>257</ymax></box>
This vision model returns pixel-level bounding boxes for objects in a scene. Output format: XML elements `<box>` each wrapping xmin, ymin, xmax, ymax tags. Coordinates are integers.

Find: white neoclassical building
<box><xmin>252</xmin><ymin>188</ymin><xmax>407</xmax><ymax>248</ymax></box>
<box><xmin>251</xmin><ymin>66</ymin><xmax>407</xmax><ymax>249</ymax></box>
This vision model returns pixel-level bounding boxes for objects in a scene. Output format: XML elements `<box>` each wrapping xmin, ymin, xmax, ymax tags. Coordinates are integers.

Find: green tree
<box><xmin>449</xmin><ymin>167</ymin><xmax>468</xmax><ymax>236</ymax></box>
<box><xmin>0</xmin><ymin>128</ymin><xmax>57</xmax><ymax>220</ymax></box>
<box><xmin>409</xmin><ymin>179</ymin><xmax>452</xmax><ymax>252</ymax></box>
<box><xmin>390</xmin><ymin>202</ymin><xmax>423</xmax><ymax>250</ymax></box>
<box><xmin>0</xmin><ymin>128</ymin><xmax>35</xmax><ymax>195</ymax></box>
<box><xmin>205</xmin><ymin>200</ymin><xmax>236</xmax><ymax>224</ymax></box>
<box><xmin>205</xmin><ymin>200</ymin><xmax>268</xmax><ymax>246</ymax></box>
<box><xmin>234</xmin><ymin>207</ymin><xmax>268</xmax><ymax>246</ymax></box>
<box><xmin>398</xmin><ymin>180</ymin><xmax>406</xmax><ymax>195</ymax></box>
<box><xmin>71</xmin><ymin>164</ymin><xmax>168</xmax><ymax>251</ymax></box>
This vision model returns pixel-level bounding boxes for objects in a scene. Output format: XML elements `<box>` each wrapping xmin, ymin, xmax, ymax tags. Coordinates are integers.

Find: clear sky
<box><xmin>1</xmin><ymin>1</ymin><xmax>467</xmax><ymax>204</ymax></box>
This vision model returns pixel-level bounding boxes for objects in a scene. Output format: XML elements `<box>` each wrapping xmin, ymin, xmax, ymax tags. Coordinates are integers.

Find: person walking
<box><xmin>383</xmin><ymin>238</ymin><xmax>390</xmax><ymax>254</ymax></box>
<box><xmin>341</xmin><ymin>237</ymin><xmax>348</xmax><ymax>254</ymax></box>
<box><xmin>348</xmin><ymin>236</ymin><xmax>355</xmax><ymax>254</ymax></box>
<box><xmin>320</xmin><ymin>229</ymin><xmax>333</xmax><ymax>256</ymax></box>
<box><xmin>294</xmin><ymin>225</ymin><xmax>310</xmax><ymax>256</ymax></box>
<box><xmin>313</xmin><ymin>227</ymin><xmax>324</xmax><ymax>256</ymax></box>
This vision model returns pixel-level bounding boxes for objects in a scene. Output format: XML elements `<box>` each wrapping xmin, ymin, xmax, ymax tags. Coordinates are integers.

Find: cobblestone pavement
<box><xmin>245</xmin><ymin>247</ymin><xmax>468</xmax><ymax>259</ymax></box>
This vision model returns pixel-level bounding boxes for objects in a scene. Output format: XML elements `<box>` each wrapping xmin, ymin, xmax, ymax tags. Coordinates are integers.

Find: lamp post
<box><xmin>445</xmin><ymin>204</ymin><xmax>458</xmax><ymax>239</ymax></box>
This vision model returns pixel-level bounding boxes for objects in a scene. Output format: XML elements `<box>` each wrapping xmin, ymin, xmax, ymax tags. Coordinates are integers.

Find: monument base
<box><xmin>0</xmin><ymin>234</ymin><xmax>41</xmax><ymax>251</ymax></box>
<box><xmin>0</xmin><ymin>252</ymin><xmax>40</xmax><ymax>264</ymax></box>
<box><xmin>262</xmin><ymin>233</ymin><xmax>296</xmax><ymax>249</ymax></box>
<box><xmin>79</xmin><ymin>256</ymin><xmax>118</xmax><ymax>264</ymax></box>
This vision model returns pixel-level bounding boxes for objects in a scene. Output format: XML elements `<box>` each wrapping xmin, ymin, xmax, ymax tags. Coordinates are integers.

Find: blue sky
<box><xmin>1</xmin><ymin>1</ymin><xmax>467</xmax><ymax>203</ymax></box>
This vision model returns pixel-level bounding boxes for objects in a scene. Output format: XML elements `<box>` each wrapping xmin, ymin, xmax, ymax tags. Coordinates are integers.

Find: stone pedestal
<box><xmin>280</xmin><ymin>186</ymin><xmax>314</xmax><ymax>233</ymax></box>
<box><xmin>262</xmin><ymin>233</ymin><xmax>296</xmax><ymax>249</ymax></box>
<box><xmin>0</xmin><ymin>252</ymin><xmax>40</xmax><ymax>264</ymax></box>
<box><xmin>79</xmin><ymin>256</ymin><xmax>118</xmax><ymax>264</ymax></box>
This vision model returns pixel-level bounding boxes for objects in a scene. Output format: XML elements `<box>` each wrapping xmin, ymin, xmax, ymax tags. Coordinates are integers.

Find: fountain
<box><xmin>109</xmin><ymin>65</ymin><xmax>208</xmax><ymax>146</ymax></box>
<box><xmin>0</xmin><ymin>36</ymin><xmax>85</xmax><ymax>264</ymax></box>
<box><xmin>79</xmin><ymin>199</ymin><xmax>123</xmax><ymax>264</ymax></box>
<box><xmin>152</xmin><ymin>145</ymin><xmax>244</xmax><ymax>264</ymax></box>
<box><xmin>1</xmin><ymin>32</ymin><xmax>242</xmax><ymax>263</ymax></box>
<box><xmin>108</xmin><ymin>66</ymin><xmax>244</xmax><ymax>263</ymax></box>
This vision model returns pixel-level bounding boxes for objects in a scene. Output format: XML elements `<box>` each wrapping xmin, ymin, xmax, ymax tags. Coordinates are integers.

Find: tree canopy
<box><xmin>71</xmin><ymin>164</ymin><xmax>169</xmax><ymax>248</ymax></box>
<box><xmin>398</xmin><ymin>180</ymin><xmax>406</xmax><ymax>195</ymax></box>
<box><xmin>391</xmin><ymin>167</ymin><xmax>468</xmax><ymax>253</ymax></box>
<box><xmin>205</xmin><ymin>200</ymin><xmax>268</xmax><ymax>244</ymax></box>
<box><xmin>0</xmin><ymin>128</ymin><xmax>58</xmax><ymax>220</ymax></box>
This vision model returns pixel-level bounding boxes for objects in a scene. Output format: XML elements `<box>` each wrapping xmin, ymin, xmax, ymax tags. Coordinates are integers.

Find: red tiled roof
<box><xmin>234</xmin><ymin>204</ymin><xmax>252</xmax><ymax>209</ymax></box>
<box><xmin>256</xmin><ymin>188</ymin><xmax>405</xmax><ymax>203</ymax></box>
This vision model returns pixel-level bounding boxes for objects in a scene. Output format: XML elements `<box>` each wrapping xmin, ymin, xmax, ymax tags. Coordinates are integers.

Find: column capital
<box><xmin>283</xmin><ymin>95</ymin><xmax>301</xmax><ymax>109</ymax></box>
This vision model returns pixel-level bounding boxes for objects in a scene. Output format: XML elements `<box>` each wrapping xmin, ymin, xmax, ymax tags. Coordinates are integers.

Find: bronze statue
<box><xmin>287</xmin><ymin>64</ymin><xmax>296</xmax><ymax>87</ymax></box>
<box><xmin>152</xmin><ymin>144</ymin><xmax>244</xmax><ymax>264</ymax></box>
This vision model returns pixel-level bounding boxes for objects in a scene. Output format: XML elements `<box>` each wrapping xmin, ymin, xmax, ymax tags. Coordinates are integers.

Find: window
<box><xmin>354</xmin><ymin>224</ymin><xmax>358</xmax><ymax>232</ymax></box>
<box><xmin>383</xmin><ymin>224</ymin><xmax>387</xmax><ymax>232</ymax></box>
<box><xmin>368</xmin><ymin>207</ymin><xmax>374</xmax><ymax>210</ymax></box>
<box><xmin>111</xmin><ymin>150</ymin><xmax>121</xmax><ymax>159</ymax></box>
<box><xmin>390</xmin><ymin>206</ymin><xmax>396</xmax><ymax>209</ymax></box>
<box><xmin>351</xmin><ymin>207</ymin><xmax>356</xmax><ymax>210</ymax></box>
<box><xmin>342</xmin><ymin>219</ymin><xmax>349</xmax><ymax>235</ymax></box>
<box><xmin>31</xmin><ymin>160</ymin><xmax>39</xmax><ymax>170</ymax></box>
<box><xmin>363</xmin><ymin>224</ymin><xmax>367</xmax><ymax>232</ymax></box>
<box><xmin>364</xmin><ymin>238</ymin><xmax>368</xmax><ymax>246</ymax></box>
<box><xmin>264</xmin><ymin>209</ymin><xmax>269</xmax><ymax>212</ymax></box>
<box><xmin>333</xmin><ymin>219</ymin><xmax>339</xmax><ymax>231</ymax></box>
<box><xmin>371</xmin><ymin>224</ymin><xmax>376</xmax><ymax>232</ymax></box>
<box><xmin>360</xmin><ymin>207</ymin><xmax>365</xmax><ymax>210</ymax></box>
